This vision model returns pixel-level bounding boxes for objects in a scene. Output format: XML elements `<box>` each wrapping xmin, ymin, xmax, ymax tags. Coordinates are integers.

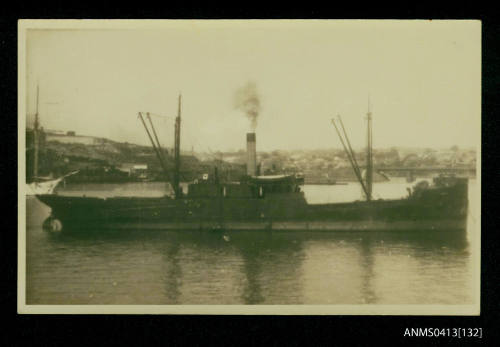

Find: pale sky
<box><xmin>24</xmin><ymin>20</ymin><xmax>481</xmax><ymax>152</ymax></box>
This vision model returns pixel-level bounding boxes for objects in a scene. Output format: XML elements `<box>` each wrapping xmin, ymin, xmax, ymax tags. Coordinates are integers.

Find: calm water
<box><xmin>25</xmin><ymin>178</ymin><xmax>478</xmax><ymax>305</ymax></box>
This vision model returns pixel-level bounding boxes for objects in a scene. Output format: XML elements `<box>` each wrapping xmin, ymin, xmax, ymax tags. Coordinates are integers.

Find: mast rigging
<box><xmin>331</xmin><ymin>105</ymin><xmax>374</xmax><ymax>202</ymax></box>
<box><xmin>331</xmin><ymin>117</ymin><xmax>370</xmax><ymax>199</ymax></box>
<box><xmin>146</xmin><ymin>112</ymin><xmax>168</xmax><ymax>158</ymax></box>
<box><xmin>138</xmin><ymin>112</ymin><xmax>170</xmax><ymax>181</ymax></box>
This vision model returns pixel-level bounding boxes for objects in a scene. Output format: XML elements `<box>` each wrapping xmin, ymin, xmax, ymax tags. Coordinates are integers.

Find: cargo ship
<box><xmin>37</xmin><ymin>96</ymin><xmax>469</xmax><ymax>232</ymax></box>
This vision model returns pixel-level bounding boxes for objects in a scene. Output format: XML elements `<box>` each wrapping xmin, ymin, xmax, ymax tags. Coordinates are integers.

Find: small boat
<box><xmin>26</xmin><ymin>171</ymin><xmax>79</xmax><ymax>195</ymax></box>
<box><xmin>26</xmin><ymin>84</ymin><xmax>79</xmax><ymax>195</ymax></box>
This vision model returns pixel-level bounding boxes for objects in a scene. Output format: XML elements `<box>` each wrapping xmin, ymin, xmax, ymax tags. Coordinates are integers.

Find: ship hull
<box><xmin>36</xmin><ymin>180</ymin><xmax>469</xmax><ymax>232</ymax></box>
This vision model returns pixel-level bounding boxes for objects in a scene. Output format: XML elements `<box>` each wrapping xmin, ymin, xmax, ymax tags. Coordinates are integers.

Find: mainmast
<box><xmin>33</xmin><ymin>84</ymin><xmax>40</xmax><ymax>181</ymax></box>
<box><xmin>365</xmin><ymin>100</ymin><xmax>373</xmax><ymax>201</ymax></box>
<box><xmin>173</xmin><ymin>94</ymin><xmax>182</xmax><ymax>199</ymax></box>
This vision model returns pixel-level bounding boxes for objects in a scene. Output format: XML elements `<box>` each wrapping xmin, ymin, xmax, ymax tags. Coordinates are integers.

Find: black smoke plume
<box><xmin>234</xmin><ymin>82</ymin><xmax>261</xmax><ymax>131</ymax></box>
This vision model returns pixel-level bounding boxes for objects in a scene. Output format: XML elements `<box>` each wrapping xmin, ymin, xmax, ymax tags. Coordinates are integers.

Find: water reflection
<box><xmin>29</xmin><ymin>227</ymin><xmax>470</xmax><ymax>305</ymax></box>
<box><xmin>162</xmin><ymin>241</ymin><xmax>182</xmax><ymax>304</ymax></box>
<box><xmin>359</xmin><ymin>237</ymin><xmax>377</xmax><ymax>304</ymax></box>
<box><xmin>150</xmin><ymin>231</ymin><xmax>305</xmax><ymax>304</ymax></box>
<box><xmin>237</xmin><ymin>236</ymin><xmax>266</xmax><ymax>304</ymax></box>
<box><xmin>229</xmin><ymin>232</ymin><xmax>305</xmax><ymax>304</ymax></box>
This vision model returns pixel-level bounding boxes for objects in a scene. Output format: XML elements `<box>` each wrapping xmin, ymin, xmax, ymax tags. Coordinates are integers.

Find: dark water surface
<box><xmin>25</xmin><ymin>179</ymin><xmax>478</xmax><ymax>305</ymax></box>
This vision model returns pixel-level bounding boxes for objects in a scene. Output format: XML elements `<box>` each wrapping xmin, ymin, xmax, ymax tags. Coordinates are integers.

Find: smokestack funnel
<box><xmin>246</xmin><ymin>132</ymin><xmax>257</xmax><ymax>176</ymax></box>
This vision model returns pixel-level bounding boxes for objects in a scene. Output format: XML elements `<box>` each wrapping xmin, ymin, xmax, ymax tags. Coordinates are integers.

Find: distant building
<box><xmin>222</xmin><ymin>154</ymin><xmax>245</xmax><ymax>164</ymax></box>
<box><xmin>332</xmin><ymin>156</ymin><xmax>349</xmax><ymax>168</ymax></box>
<box><xmin>434</xmin><ymin>151</ymin><xmax>456</xmax><ymax>166</ymax></box>
<box><xmin>118</xmin><ymin>163</ymin><xmax>148</xmax><ymax>178</ymax></box>
<box><xmin>45</xmin><ymin>130</ymin><xmax>105</xmax><ymax>145</ymax></box>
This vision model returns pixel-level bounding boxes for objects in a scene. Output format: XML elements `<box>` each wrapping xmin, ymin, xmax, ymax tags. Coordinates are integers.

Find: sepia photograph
<box><xmin>18</xmin><ymin>20</ymin><xmax>480</xmax><ymax>314</ymax></box>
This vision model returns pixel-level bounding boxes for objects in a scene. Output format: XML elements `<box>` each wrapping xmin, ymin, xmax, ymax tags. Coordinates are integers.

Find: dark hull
<box><xmin>37</xmin><ymin>181</ymin><xmax>468</xmax><ymax>232</ymax></box>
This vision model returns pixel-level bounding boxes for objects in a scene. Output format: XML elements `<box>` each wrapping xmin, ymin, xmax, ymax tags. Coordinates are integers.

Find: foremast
<box><xmin>33</xmin><ymin>84</ymin><xmax>40</xmax><ymax>181</ymax></box>
<box><xmin>174</xmin><ymin>94</ymin><xmax>182</xmax><ymax>199</ymax></box>
<box><xmin>365</xmin><ymin>100</ymin><xmax>373</xmax><ymax>201</ymax></box>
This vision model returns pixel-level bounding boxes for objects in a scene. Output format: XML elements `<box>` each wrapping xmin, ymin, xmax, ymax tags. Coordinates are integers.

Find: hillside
<box><xmin>26</xmin><ymin>133</ymin><xmax>246</xmax><ymax>182</ymax></box>
<box><xmin>26</xmin><ymin>130</ymin><xmax>476</xmax><ymax>184</ymax></box>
